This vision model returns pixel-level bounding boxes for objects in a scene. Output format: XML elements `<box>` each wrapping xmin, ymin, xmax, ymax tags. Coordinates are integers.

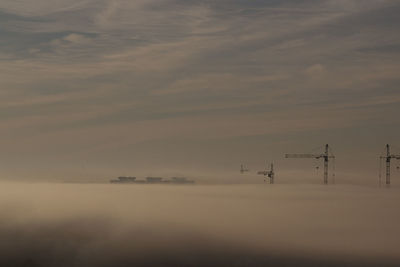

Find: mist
<box><xmin>0</xmin><ymin>181</ymin><xmax>399</xmax><ymax>266</ymax></box>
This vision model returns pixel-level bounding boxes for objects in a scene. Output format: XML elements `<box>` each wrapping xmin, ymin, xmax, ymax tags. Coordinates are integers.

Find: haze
<box><xmin>1</xmin><ymin>1</ymin><xmax>400</xmax><ymax>266</ymax></box>
<box><xmin>0</xmin><ymin>182</ymin><xmax>399</xmax><ymax>266</ymax></box>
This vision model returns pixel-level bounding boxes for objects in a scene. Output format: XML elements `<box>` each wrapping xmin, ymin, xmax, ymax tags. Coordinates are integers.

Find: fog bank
<box><xmin>0</xmin><ymin>182</ymin><xmax>399</xmax><ymax>266</ymax></box>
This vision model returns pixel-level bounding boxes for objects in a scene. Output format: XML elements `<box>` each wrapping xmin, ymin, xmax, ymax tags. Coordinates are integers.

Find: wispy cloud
<box><xmin>0</xmin><ymin>0</ymin><xmax>399</xmax><ymax>177</ymax></box>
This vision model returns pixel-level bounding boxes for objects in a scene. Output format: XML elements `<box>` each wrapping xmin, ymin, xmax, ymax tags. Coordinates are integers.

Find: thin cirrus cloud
<box><xmin>0</xmin><ymin>0</ymin><xmax>399</xmax><ymax>178</ymax></box>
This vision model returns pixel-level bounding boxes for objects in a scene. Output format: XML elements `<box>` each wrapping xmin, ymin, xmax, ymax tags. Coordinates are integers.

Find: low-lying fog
<box><xmin>0</xmin><ymin>182</ymin><xmax>399</xmax><ymax>266</ymax></box>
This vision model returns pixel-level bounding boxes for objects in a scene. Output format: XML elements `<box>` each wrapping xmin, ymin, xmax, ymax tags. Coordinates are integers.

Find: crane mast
<box><xmin>323</xmin><ymin>144</ymin><xmax>329</xmax><ymax>185</ymax></box>
<box><xmin>380</xmin><ymin>144</ymin><xmax>400</xmax><ymax>186</ymax></box>
<box><xmin>285</xmin><ymin>144</ymin><xmax>335</xmax><ymax>184</ymax></box>
<box><xmin>257</xmin><ymin>162</ymin><xmax>275</xmax><ymax>184</ymax></box>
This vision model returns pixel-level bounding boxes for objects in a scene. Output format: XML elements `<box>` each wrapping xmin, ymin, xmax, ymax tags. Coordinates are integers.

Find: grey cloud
<box><xmin>1</xmin><ymin>218</ymin><xmax>392</xmax><ymax>267</ymax></box>
<box><xmin>0</xmin><ymin>0</ymin><xmax>399</xmax><ymax>178</ymax></box>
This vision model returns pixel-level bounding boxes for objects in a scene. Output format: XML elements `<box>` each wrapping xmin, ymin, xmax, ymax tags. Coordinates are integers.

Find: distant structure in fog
<box><xmin>110</xmin><ymin>176</ymin><xmax>194</xmax><ymax>184</ymax></box>
<box><xmin>240</xmin><ymin>164</ymin><xmax>249</xmax><ymax>174</ymax></box>
<box><xmin>170</xmin><ymin>177</ymin><xmax>195</xmax><ymax>184</ymax></box>
<box><xmin>146</xmin><ymin>177</ymin><xmax>164</xmax><ymax>183</ymax></box>
<box><xmin>285</xmin><ymin>144</ymin><xmax>335</xmax><ymax>184</ymax></box>
<box><xmin>379</xmin><ymin>144</ymin><xmax>400</xmax><ymax>186</ymax></box>
<box><xmin>257</xmin><ymin>162</ymin><xmax>275</xmax><ymax>184</ymax></box>
<box><xmin>110</xmin><ymin>176</ymin><xmax>137</xmax><ymax>183</ymax></box>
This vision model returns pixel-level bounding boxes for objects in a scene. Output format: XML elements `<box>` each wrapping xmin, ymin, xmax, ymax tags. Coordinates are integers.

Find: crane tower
<box><xmin>285</xmin><ymin>144</ymin><xmax>335</xmax><ymax>184</ymax></box>
<box><xmin>379</xmin><ymin>144</ymin><xmax>400</xmax><ymax>186</ymax></box>
<box><xmin>257</xmin><ymin>162</ymin><xmax>275</xmax><ymax>184</ymax></box>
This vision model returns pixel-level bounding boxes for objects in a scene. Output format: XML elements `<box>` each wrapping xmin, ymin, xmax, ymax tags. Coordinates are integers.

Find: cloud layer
<box><xmin>0</xmin><ymin>0</ymin><xmax>399</xmax><ymax>180</ymax></box>
<box><xmin>0</xmin><ymin>182</ymin><xmax>399</xmax><ymax>266</ymax></box>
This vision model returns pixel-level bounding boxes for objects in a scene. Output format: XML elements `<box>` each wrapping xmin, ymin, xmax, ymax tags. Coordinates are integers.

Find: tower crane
<box><xmin>379</xmin><ymin>144</ymin><xmax>400</xmax><ymax>186</ymax></box>
<box><xmin>257</xmin><ymin>162</ymin><xmax>274</xmax><ymax>184</ymax></box>
<box><xmin>285</xmin><ymin>144</ymin><xmax>335</xmax><ymax>184</ymax></box>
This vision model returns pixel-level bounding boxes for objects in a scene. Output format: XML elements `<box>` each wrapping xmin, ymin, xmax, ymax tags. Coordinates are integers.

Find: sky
<box><xmin>0</xmin><ymin>0</ymin><xmax>400</xmax><ymax>182</ymax></box>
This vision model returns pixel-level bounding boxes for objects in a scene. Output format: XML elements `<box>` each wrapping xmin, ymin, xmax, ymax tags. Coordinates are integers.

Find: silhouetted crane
<box><xmin>379</xmin><ymin>144</ymin><xmax>400</xmax><ymax>186</ymax></box>
<box><xmin>257</xmin><ymin>162</ymin><xmax>274</xmax><ymax>184</ymax></box>
<box><xmin>285</xmin><ymin>144</ymin><xmax>335</xmax><ymax>184</ymax></box>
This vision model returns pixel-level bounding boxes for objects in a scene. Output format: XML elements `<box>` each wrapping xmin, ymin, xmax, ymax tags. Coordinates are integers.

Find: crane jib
<box><xmin>284</xmin><ymin>144</ymin><xmax>335</xmax><ymax>185</ymax></box>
